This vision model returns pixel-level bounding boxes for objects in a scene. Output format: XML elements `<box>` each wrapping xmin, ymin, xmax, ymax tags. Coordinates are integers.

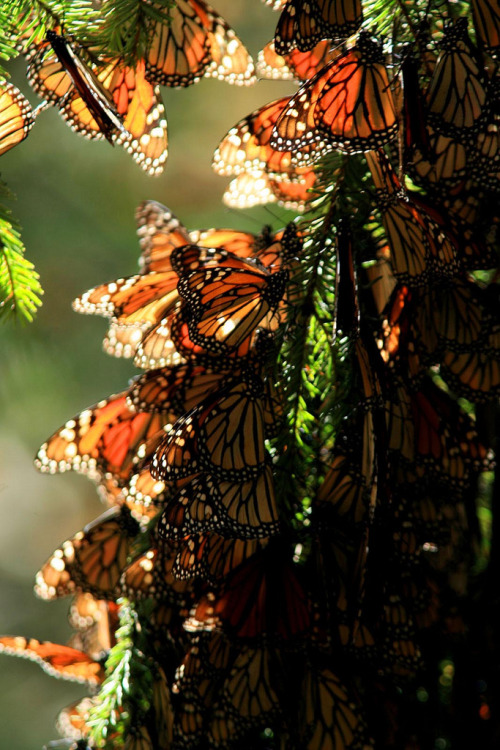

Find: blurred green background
<box><xmin>0</xmin><ymin>2</ymin><xmax>296</xmax><ymax>746</ymax></box>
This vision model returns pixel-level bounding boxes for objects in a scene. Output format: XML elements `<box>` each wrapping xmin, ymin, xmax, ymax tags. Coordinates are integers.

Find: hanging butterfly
<box><xmin>472</xmin><ymin>0</ymin><xmax>500</xmax><ymax>55</ymax></box>
<box><xmin>67</xmin><ymin>595</ymin><xmax>119</xmax><ymax>661</ymax></box>
<box><xmin>401</xmin><ymin>48</ymin><xmax>432</xmax><ymax>162</ymax></box>
<box><xmin>132</xmin><ymin>244</ymin><xmax>299</xmax><ymax>369</ymax></box>
<box><xmin>271</xmin><ymin>33</ymin><xmax>397</xmax><ymax>164</ymax></box>
<box><xmin>0</xmin><ymin>636</ymin><xmax>104</xmax><ymax>687</ymax></box>
<box><xmin>426</xmin><ymin>18</ymin><xmax>489</xmax><ymax>140</ymax></box>
<box><xmin>121</xmin><ymin>548</ymin><xmax>193</xmax><ymax>644</ymax></box>
<box><xmin>297</xmin><ymin>660</ymin><xmax>372</xmax><ymax>749</ymax></box>
<box><xmin>274</xmin><ymin>0</ymin><xmax>363</xmax><ymax>55</ymax></box>
<box><xmin>35</xmin><ymin>506</ymin><xmax>140</xmax><ymax>601</ymax></box>
<box><xmin>35</xmin><ymin>390</ymin><xmax>171</xmax><ymax>490</ymax></box>
<box><xmin>407</xmin><ymin>129</ymin><xmax>468</xmax><ymax>198</ymax></box>
<box><xmin>127</xmin><ymin>362</ymin><xmax>231</xmax><ymax>417</ymax></box>
<box><xmin>152</xmin><ymin>374</ymin><xmax>274</xmax><ymax>482</ymax></box>
<box><xmin>23</xmin><ymin>31</ymin><xmax>168</xmax><ymax>174</ymax></box>
<box><xmin>171</xmin><ymin>530</ymin><xmax>267</xmax><ymax>583</ymax></box>
<box><xmin>0</xmin><ymin>80</ymin><xmax>36</xmax><ymax>156</ymax></box>
<box><xmin>158</xmin><ymin>466</ymin><xmax>280</xmax><ymax>540</ymax></box>
<box><xmin>257</xmin><ymin>39</ymin><xmax>339</xmax><ymax>82</ymax></box>
<box><xmin>136</xmin><ymin>199</ymin><xmax>273</xmax><ymax>273</ymax></box>
<box><xmin>385</xmin><ymin>376</ymin><xmax>494</xmax><ymax>489</ymax></box>
<box><xmin>144</xmin><ymin>0</ymin><xmax>255</xmax><ymax>87</ymax></box>
<box><xmin>213</xmin><ymin>97</ymin><xmax>321</xmax><ymax>179</ymax></box>
<box><xmin>174</xmin><ymin>256</ymin><xmax>288</xmax><ymax>357</ymax></box>
<box><xmin>366</xmin><ymin>150</ymin><xmax>461</xmax><ymax>285</ymax></box>
<box><xmin>188</xmin><ymin>542</ymin><xmax>310</xmax><ymax>640</ymax></box>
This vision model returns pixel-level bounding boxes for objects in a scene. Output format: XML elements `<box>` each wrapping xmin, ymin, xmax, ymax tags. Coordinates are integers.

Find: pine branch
<box><xmin>0</xmin><ymin>194</ymin><xmax>42</xmax><ymax>323</ymax></box>
<box><xmin>88</xmin><ymin>601</ymin><xmax>154</xmax><ymax>748</ymax></box>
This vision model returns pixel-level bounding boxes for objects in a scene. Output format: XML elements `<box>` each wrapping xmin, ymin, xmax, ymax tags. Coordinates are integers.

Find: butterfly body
<box><xmin>45</xmin><ymin>31</ymin><xmax>126</xmax><ymax>143</ymax></box>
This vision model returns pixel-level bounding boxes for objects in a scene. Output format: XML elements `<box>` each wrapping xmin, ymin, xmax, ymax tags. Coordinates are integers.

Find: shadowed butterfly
<box><xmin>158</xmin><ymin>466</ymin><xmax>279</xmax><ymax>540</ymax></box>
<box><xmin>35</xmin><ymin>506</ymin><xmax>140</xmax><ymax>601</ymax></box>
<box><xmin>274</xmin><ymin>0</ymin><xmax>363</xmax><ymax>55</ymax></box>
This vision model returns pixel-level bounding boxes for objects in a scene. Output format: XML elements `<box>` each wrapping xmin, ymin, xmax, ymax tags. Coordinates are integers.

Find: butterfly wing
<box><xmin>35</xmin><ymin>506</ymin><xmax>140</xmax><ymax>600</ymax></box>
<box><xmin>0</xmin><ymin>81</ymin><xmax>35</xmax><ymax>156</ymax></box>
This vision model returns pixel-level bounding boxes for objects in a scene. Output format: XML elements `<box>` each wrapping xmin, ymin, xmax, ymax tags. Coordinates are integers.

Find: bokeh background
<box><xmin>0</xmin><ymin>3</ymin><xmax>297</xmax><ymax>746</ymax></box>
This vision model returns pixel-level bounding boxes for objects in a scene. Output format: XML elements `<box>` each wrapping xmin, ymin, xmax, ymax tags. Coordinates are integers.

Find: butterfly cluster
<box><xmin>2</xmin><ymin>1</ymin><xmax>500</xmax><ymax>748</ymax></box>
<box><xmin>0</xmin><ymin>0</ymin><xmax>256</xmax><ymax>174</ymax></box>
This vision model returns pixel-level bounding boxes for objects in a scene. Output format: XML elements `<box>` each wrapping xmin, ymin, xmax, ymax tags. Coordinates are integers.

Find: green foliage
<box><xmin>94</xmin><ymin>0</ymin><xmax>175</xmax><ymax>65</ymax></box>
<box><xmin>88</xmin><ymin>601</ymin><xmax>154</xmax><ymax>748</ymax></box>
<box><xmin>0</xmin><ymin>183</ymin><xmax>42</xmax><ymax>321</ymax></box>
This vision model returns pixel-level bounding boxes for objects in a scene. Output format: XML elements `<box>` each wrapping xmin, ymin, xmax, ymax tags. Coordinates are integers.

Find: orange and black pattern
<box><xmin>3</xmin><ymin>3</ymin><xmax>500</xmax><ymax>749</ymax></box>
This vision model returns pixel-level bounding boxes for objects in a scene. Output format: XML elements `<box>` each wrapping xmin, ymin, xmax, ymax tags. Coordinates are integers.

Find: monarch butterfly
<box><xmin>208</xmin><ymin>645</ymin><xmax>282</xmax><ymax>736</ymax></box>
<box><xmin>34</xmin><ymin>506</ymin><xmax>140</xmax><ymax>600</ymax></box>
<box><xmin>298</xmin><ymin>661</ymin><xmax>372</xmax><ymax>749</ymax></box>
<box><xmin>472</xmin><ymin>0</ymin><xmax>500</xmax><ymax>54</ymax></box>
<box><xmin>366</xmin><ymin>151</ymin><xmax>460</xmax><ymax>285</ymax></box>
<box><xmin>0</xmin><ymin>636</ymin><xmax>104</xmax><ymax>686</ymax></box>
<box><xmin>73</xmin><ymin>269</ymin><xmax>180</xmax><ymax>324</ymax></box>
<box><xmin>378</xmin><ymin>285</ymin><xmax>434</xmax><ymax>384</ymax></box>
<box><xmin>271</xmin><ymin>33</ymin><xmax>397</xmax><ymax>161</ymax></box>
<box><xmin>127</xmin><ymin>362</ymin><xmax>229</xmax><ymax>416</ymax></box>
<box><xmin>136</xmin><ymin>200</ymin><xmax>269</xmax><ymax>274</ymax></box>
<box><xmin>158</xmin><ymin>466</ymin><xmax>279</xmax><ymax>540</ymax></box>
<box><xmin>407</xmin><ymin>130</ymin><xmax>468</xmax><ymax>197</ymax></box>
<box><xmin>172</xmin><ymin>532</ymin><xmax>266</xmax><ymax>582</ymax></box>
<box><xmin>0</xmin><ymin>80</ymin><xmax>36</xmax><ymax>156</ymax></box>
<box><xmin>440</xmin><ymin>347</ymin><xmax>500</xmax><ymax>403</ymax></box>
<box><xmin>120</xmin><ymin>725</ymin><xmax>154</xmax><ymax>750</ymax></box>
<box><xmin>24</xmin><ymin>32</ymin><xmax>168</xmax><ymax>174</ymax></box>
<box><xmin>175</xmin><ymin>637</ymin><xmax>280</xmax><ymax>743</ymax></box>
<box><xmin>144</xmin><ymin>0</ymin><xmax>255</xmax><ymax>87</ymax></box>
<box><xmin>317</xmin><ymin>412</ymin><xmax>378</xmax><ymax>527</ymax></box>
<box><xmin>409</xmin><ymin>187</ymin><xmax>497</xmax><ymax>272</ymax></box>
<box><xmin>121</xmin><ymin>547</ymin><xmax>192</xmax><ymax>602</ymax></box>
<box><xmin>67</xmin><ymin>592</ymin><xmax>119</xmax><ymax>661</ymax></box>
<box><xmin>191</xmin><ymin>544</ymin><xmax>310</xmax><ymax>640</ymax></box>
<box><xmin>35</xmin><ymin>390</ymin><xmax>170</xmax><ymax>488</ymax></box>
<box><xmin>152</xmin><ymin>373</ymin><xmax>275</xmax><ymax>483</ymax></box>
<box><xmin>257</xmin><ymin>39</ymin><xmax>339</xmax><ymax>82</ymax></box>
<box><xmin>151</xmin><ymin>666</ymin><xmax>175</xmax><ymax>750</ymax></box>
<box><xmin>308</xmin><ymin>509</ymin><xmax>370</xmax><ymax>648</ymax></box>
<box><xmin>380</xmin><ymin>594</ymin><xmax>422</xmax><ymax>674</ymax></box>
<box><xmin>426</xmin><ymin>18</ymin><xmax>488</xmax><ymax>139</ymax></box>
<box><xmin>334</xmin><ymin>221</ymin><xmax>360</xmax><ymax>341</ymax></box>
<box><xmin>176</xmin><ymin>259</ymin><xmax>288</xmax><ymax>356</ymax></box>
<box><xmin>213</xmin><ymin>97</ymin><xmax>321</xmax><ymax>179</ymax></box>
<box><xmin>68</xmin><ymin>595</ymin><xmax>120</xmax><ymax>664</ymax></box>
<box><xmin>56</xmin><ymin>697</ymin><xmax>97</xmax><ymax>741</ymax></box>
<box><xmin>274</xmin><ymin>0</ymin><xmax>363</xmax><ymax>55</ymax></box>
<box><xmin>121</xmin><ymin>549</ymin><xmax>193</xmax><ymax>643</ymax></box>
<box><xmin>401</xmin><ymin>49</ymin><xmax>431</xmax><ymax>160</ymax></box>
<box><xmin>385</xmin><ymin>376</ymin><xmax>493</xmax><ymax>488</ymax></box>
<box><xmin>223</xmin><ymin>170</ymin><xmax>317</xmax><ymax>212</ymax></box>
<box><xmin>363</xmin><ymin>251</ymin><xmax>396</xmax><ymax>316</ymax></box>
